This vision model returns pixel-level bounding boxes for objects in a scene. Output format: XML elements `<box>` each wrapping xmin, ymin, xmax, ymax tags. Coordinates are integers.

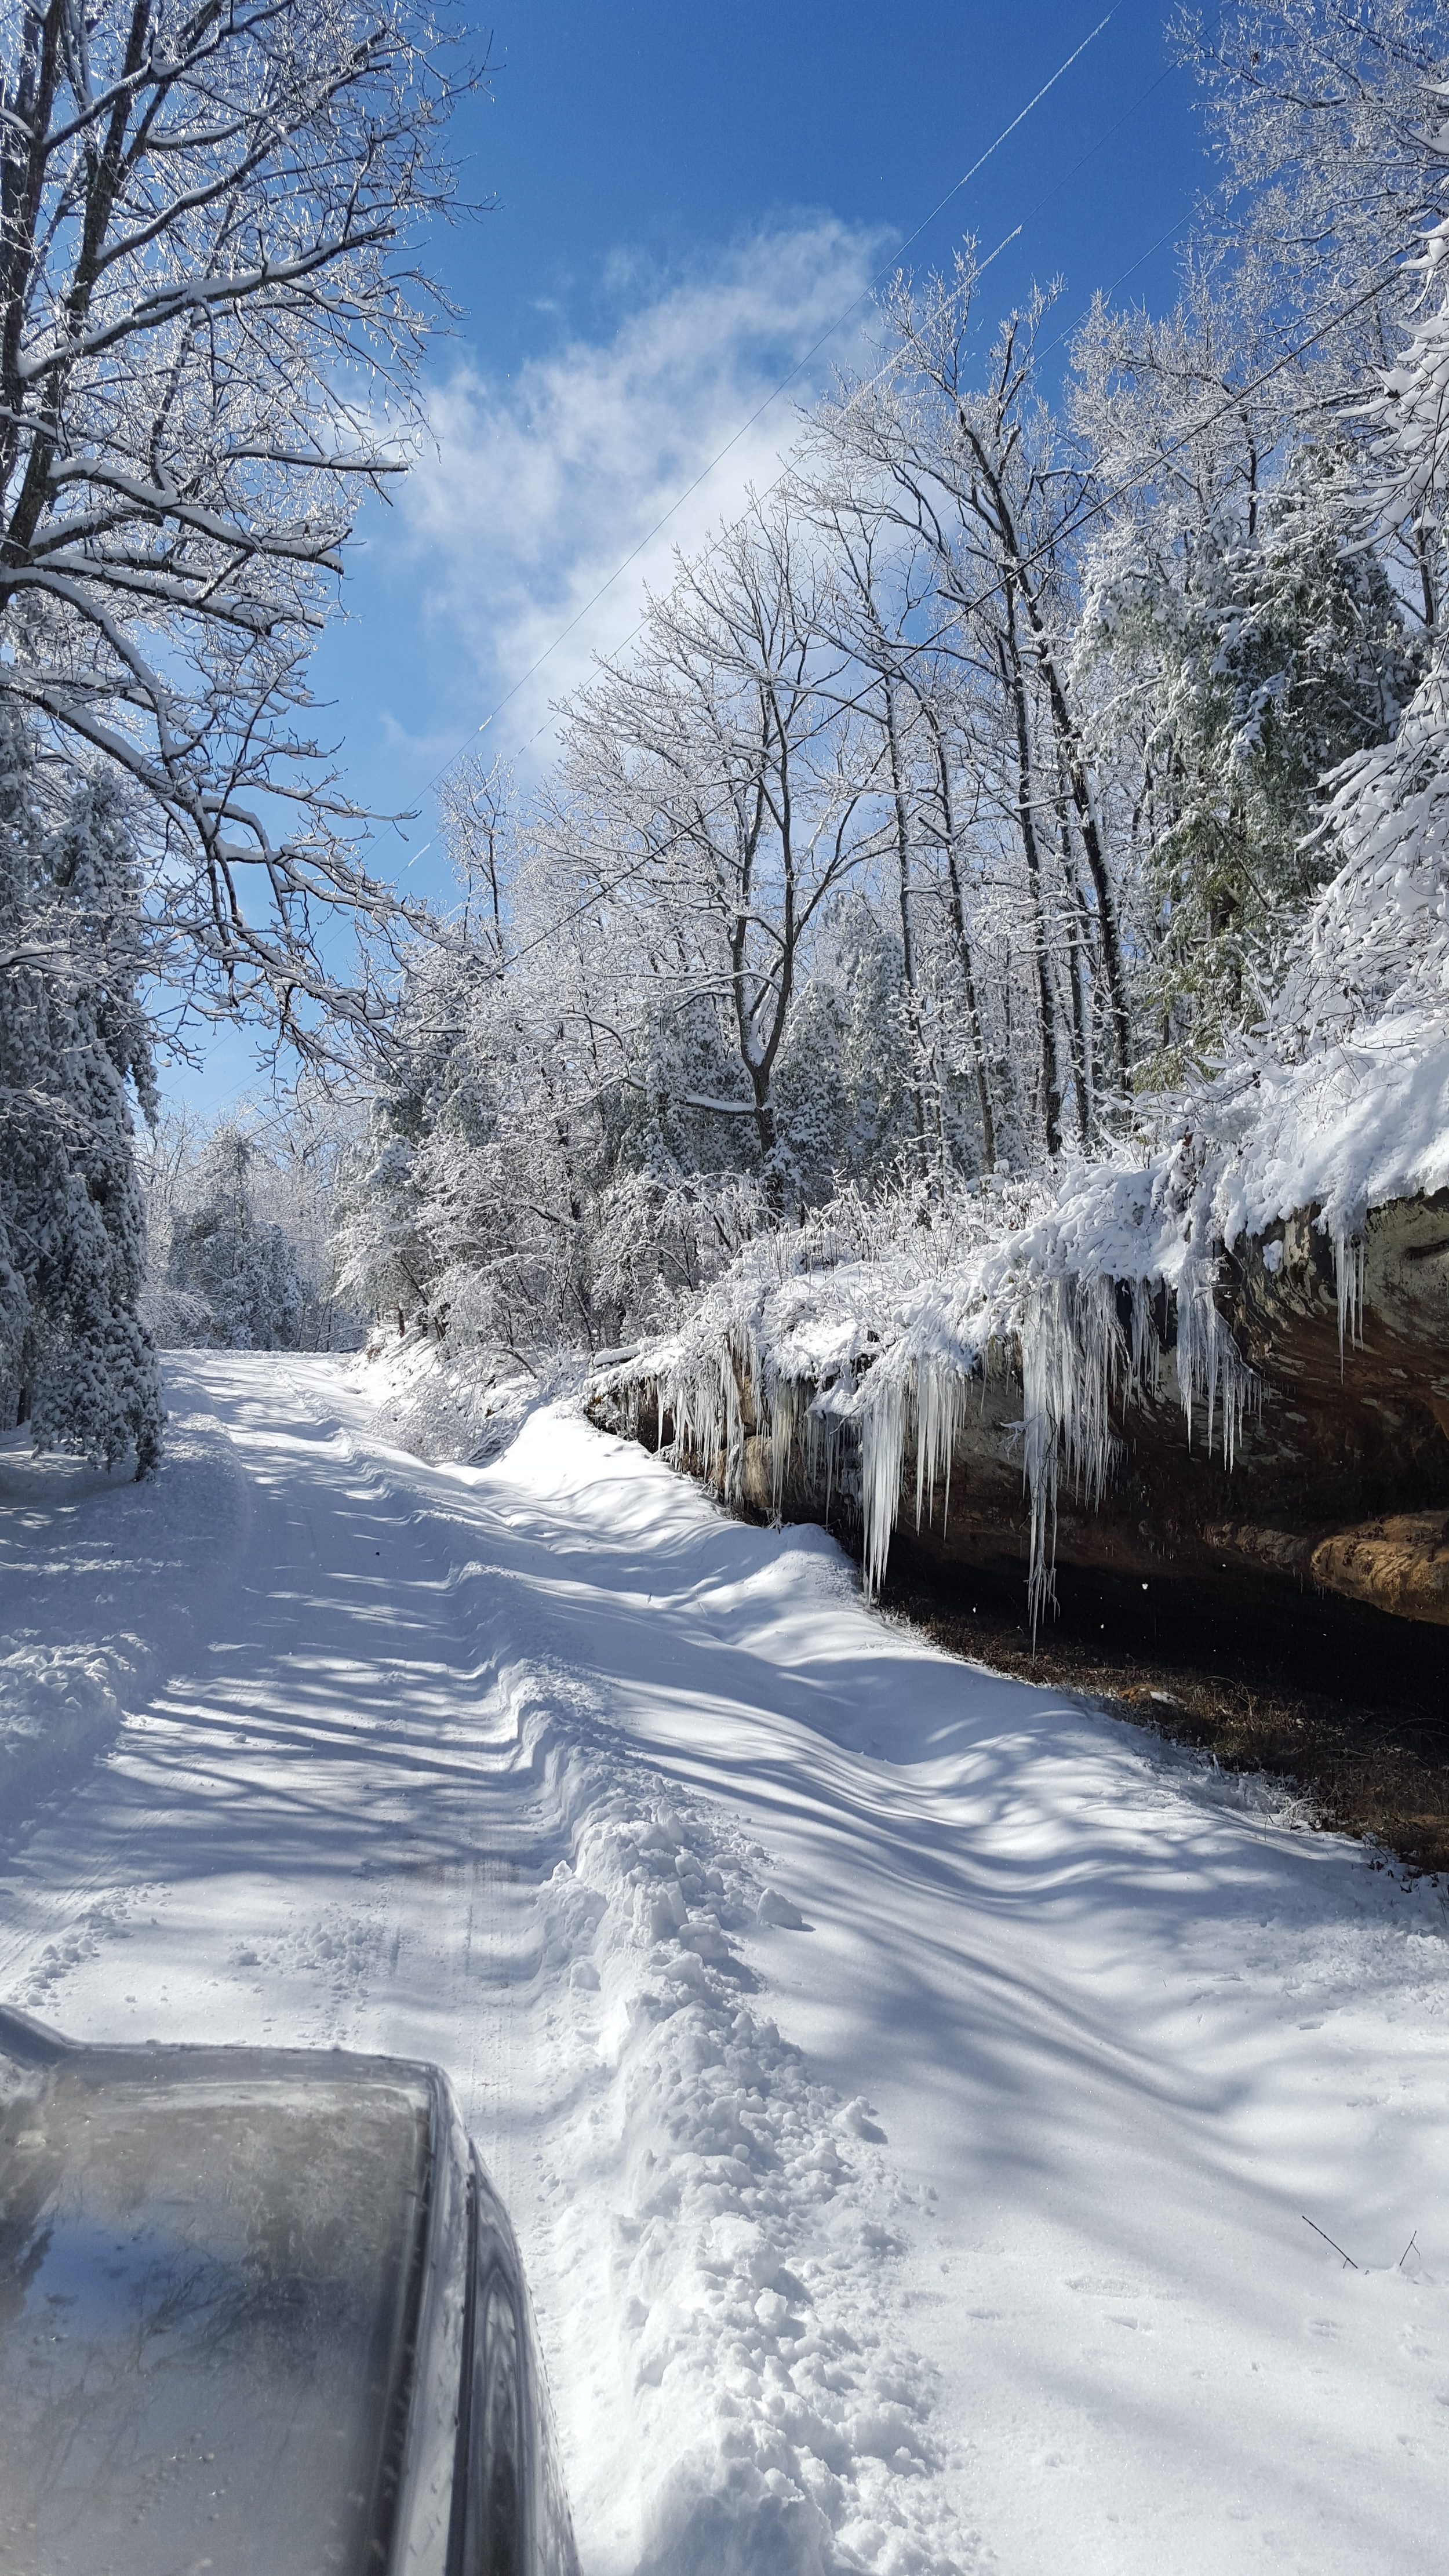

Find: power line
<box><xmin>1002</xmin><ymin>256</ymin><xmax>1407</xmax><ymax>583</ymax></box>
<box><xmin>485</xmin><ymin>253</ymin><xmax>1409</xmax><ymax>979</ymax></box>
<box><xmin>402</xmin><ymin>15</ymin><xmax>1399</xmax><ymax>980</ymax></box>
<box><xmin>492</xmin><ymin>189</ymin><xmax>1204</xmax><ymax>788</ymax></box>
<box><xmin>398</xmin><ymin>8</ymin><xmax>1120</xmax><ymax>833</ymax></box>
<box><xmin>412</xmin><ymin>21</ymin><xmax>1208</xmax><ymax>847</ymax></box>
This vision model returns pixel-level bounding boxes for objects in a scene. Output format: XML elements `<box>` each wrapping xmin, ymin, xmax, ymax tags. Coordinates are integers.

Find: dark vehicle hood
<box><xmin>0</xmin><ymin>2007</ymin><xmax>575</xmax><ymax>2576</ymax></box>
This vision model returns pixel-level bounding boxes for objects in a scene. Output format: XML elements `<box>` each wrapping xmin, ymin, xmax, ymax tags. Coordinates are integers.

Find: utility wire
<box><xmin>406</xmin><ymin>15</ymin><xmax>1209</xmax><ymax>858</ymax></box>
<box><xmin>402</xmin><ymin>10</ymin><xmax>1396</xmax><ymax>980</ymax></box>
<box><xmin>491</xmin><ymin>189</ymin><xmax>1199</xmax><ymax>787</ymax></box>
<box><xmin>485</xmin><ymin>252</ymin><xmax>1409</xmax><ymax>978</ymax></box>
<box><xmin>991</xmin><ymin>255</ymin><xmax>1406</xmax><ymax>588</ymax></box>
<box><xmin>398</xmin><ymin>8</ymin><xmax>1120</xmax><ymax>832</ymax></box>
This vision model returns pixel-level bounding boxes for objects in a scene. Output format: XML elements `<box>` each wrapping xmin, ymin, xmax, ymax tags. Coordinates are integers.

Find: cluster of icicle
<box><xmin>846</xmin><ymin>1257</ymin><xmax>1256</xmax><ymax>1625</ymax></box>
<box><xmin>649</xmin><ymin>1311</ymin><xmax>867</xmax><ymax>1534</ymax></box>
<box><xmin>603</xmin><ymin>1230</ymin><xmax>1258</xmax><ymax>1629</ymax></box>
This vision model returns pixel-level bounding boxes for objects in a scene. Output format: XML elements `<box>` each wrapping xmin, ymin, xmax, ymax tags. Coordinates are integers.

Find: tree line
<box><xmin>6</xmin><ymin>1</ymin><xmax>1449</xmax><ymax>1456</ymax></box>
<box><xmin>2</xmin><ymin>0</ymin><xmax>474</xmax><ymax>1462</ymax></box>
<box><xmin>337</xmin><ymin>0</ymin><xmax>1449</xmax><ymax>1358</ymax></box>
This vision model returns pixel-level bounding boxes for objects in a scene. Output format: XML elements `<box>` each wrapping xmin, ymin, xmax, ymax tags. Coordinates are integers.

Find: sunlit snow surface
<box><xmin>1</xmin><ymin>1354</ymin><xmax>1446</xmax><ymax>2576</ymax></box>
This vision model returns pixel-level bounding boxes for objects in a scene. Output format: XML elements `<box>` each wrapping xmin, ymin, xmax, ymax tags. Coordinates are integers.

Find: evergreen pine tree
<box><xmin>0</xmin><ymin>710</ymin><xmax>164</xmax><ymax>1474</ymax></box>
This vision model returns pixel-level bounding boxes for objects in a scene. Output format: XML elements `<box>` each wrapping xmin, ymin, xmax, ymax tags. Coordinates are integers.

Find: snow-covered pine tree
<box><xmin>1076</xmin><ymin>430</ymin><xmax>1417</xmax><ymax>1076</ymax></box>
<box><xmin>0</xmin><ymin>710</ymin><xmax>163</xmax><ymax>1473</ymax></box>
<box><xmin>1284</xmin><ymin>208</ymin><xmax>1449</xmax><ymax>1039</ymax></box>
<box><xmin>1167</xmin><ymin>0</ymin><xmax>1449</xmax><ymax>1042</ymax></box>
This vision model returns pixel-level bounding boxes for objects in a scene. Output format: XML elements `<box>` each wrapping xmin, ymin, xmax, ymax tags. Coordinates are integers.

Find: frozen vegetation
<box><xmin>593</xmin><ymin>977</ymin><xmax>1449</xmax><ymax>1614</ymax></box>
<box><xmin>8</xmin><ymin>4</ymin><xmax>1449</xmax><ymax>1505</ymax></box>
<box><xmin>318</xmin><ymin>9</ymin><xmax>1449</xmax><ymax>1618</ymax></box>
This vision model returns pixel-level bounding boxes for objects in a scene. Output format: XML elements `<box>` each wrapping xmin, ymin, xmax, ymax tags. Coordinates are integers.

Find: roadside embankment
<box><xmin>587</xmin><ymin>1029</ymin><xmax>1449</xmax><ymax>1865</ymax></box>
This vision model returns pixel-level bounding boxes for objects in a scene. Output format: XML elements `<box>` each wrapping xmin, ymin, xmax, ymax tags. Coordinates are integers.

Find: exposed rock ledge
<box><xmin>588</xmin><ymin>1191</ymin><xmax>1449</xmax><ymax>1631</ymax></box>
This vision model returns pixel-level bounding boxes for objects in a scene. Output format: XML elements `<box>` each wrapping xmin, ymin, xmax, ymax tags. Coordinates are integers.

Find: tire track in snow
<box><xmin>0</xmin><ymin>1356</ymin><xmax>980</xmax><ymax>2573</ymax></box>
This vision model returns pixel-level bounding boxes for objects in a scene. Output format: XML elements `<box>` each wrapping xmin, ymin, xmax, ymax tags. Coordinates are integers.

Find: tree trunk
<box><xmin>884</xmin><ymin>683</ymin><xmax>931</xmax><ymax>1177</ymax></box>
<box><xmin>1024</xmin><ymin>609</ymin><xmax>1133</xmax><ymax>1101</ymax></box>
<box><xmin>1000</xmin><ymin>594</ymin><xmax>1062</xmax><ymax>1159</ymax></box>
<box><xmin>1056</xmin><ymin>785</ymin><xmax>1093</xmax><ymax>1145</ymax></box>
<box><xmin>929</xmin><ymin>713</ymin><xmax>996</xmax><ymax>1174</ymax></box>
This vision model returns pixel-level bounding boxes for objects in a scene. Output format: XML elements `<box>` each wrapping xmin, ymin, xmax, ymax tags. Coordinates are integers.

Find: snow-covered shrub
<box><xmin>159</xmin><ymin>1128</ymin><xmax>304</xmax><ymax>1351</ymax></box>
<box><xmin>146</xmin><ymin>1116</ymin><xmax>358</xmax><ymax>1352</ymax></box>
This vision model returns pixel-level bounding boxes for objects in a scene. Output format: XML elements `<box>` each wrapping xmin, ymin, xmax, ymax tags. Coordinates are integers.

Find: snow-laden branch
<box><xmin>1</xmin><ymin>0</ymin><xmax>481</xmax><ymax>1052</ymax></box>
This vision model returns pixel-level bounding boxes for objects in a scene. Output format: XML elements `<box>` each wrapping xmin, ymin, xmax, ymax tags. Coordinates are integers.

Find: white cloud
<box><xmin>398</xmin><ymin>217</ymin><xmax>890</xmax><ymax>769</ymax></box>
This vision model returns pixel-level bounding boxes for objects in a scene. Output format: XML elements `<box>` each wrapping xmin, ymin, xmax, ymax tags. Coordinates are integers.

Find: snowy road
<box><xmin>1</xmin><ymin>1353</ymin><xmax>1447</xmax><ymax>2575</ymax></box>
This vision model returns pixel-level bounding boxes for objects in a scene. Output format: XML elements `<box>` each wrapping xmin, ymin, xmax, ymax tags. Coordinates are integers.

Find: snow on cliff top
<box><xmin>599</xmin><ymin>1007</ymin><xmax>1449</xmax><ymax>1411</ymax></box>
<box><xmin>592</xmin><ymin>1007</ymin><xmax>1449</xmax><ymax>1605</ymax></box>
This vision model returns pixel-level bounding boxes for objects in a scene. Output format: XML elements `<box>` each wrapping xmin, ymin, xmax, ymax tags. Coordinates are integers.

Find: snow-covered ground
<box><xmin>1</xmin><ymin>1354</ymin><xmax>1446</xmax><ymax>2575</ymax></box>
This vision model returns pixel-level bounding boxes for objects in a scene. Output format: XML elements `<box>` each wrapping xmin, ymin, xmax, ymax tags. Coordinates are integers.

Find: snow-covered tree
<box><xmin>147</xmin><ymin>1111</ymin><xmax>366</xmax><ymax>1352</ymax></box>
<box><xmin>0</xmin><ymin>709</ymin><xmax>162</xmax><ymax>1471</ymax></box>
<box><xmin>0</xmin><ymin>2</ymin><xmax>475</xmax><ymax>1458</ymax></box>
<box><xmin>1284</xmin><ymin>214</ymin><xmax>1449</xmax><ymax>1040</ymax></box>
<box><xmin>1101</xmin><ymin>13</ymin><xmax>1449</xmax><ymax>1056</ymax></box>
<box><xmin>547</xmin><ymin>493</ymin><xmax>882</xmax><ymax>1210</ymax></box>
<box><xmin>336</xmin><ymin>12</ymin><xmax>1449</xmax><ymax>1359</ymax></box>
<box><xmin>1179</xmin><ymin>0</ymin><xmax>1449</xmax><ymax>627</ymax></box>
<box><xmin>1077</xmin><ymin>441</ymin><xmax>1417</xmax><ymax>1071</ymax></box>
<box><xmin>165</xmin><ymin>1129</ymin><xmax>304</xmax><ymax>1352</ymax></box>
<box><xmin>1</xmin><ymin>0</ymin><xmax>476</xmax><ymax>1045</ymax></box>
<box><xmin>815</xmin><ymin>259</ymin><xmax>1136</xmax><ymax>1117</ymax></box>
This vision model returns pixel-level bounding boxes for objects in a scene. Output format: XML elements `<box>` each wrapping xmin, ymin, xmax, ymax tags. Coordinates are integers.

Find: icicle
<box><xmin>1128</xmin><ymin>1276</ymin><xmax>1166</xmax><ymax>1406</ymax></box>
<box><xmin>1170</xmin><ymin>1258</ymin><xmax>1255</xmax><ymax>1468</ymax></box>
<box><xmin>859</xmin><ymin>1366</ymin><xmax>910</xmax><ymax>1600</ymax></box>
<box><xmin>768</xmin><ymin>1369</ymin><xmax>804</xmax><ymax>1522</ymax></box>
<box><xmin>914</xmin><ymin>1356</ymin><xmax>964</xmax><ymax>1536</ymax></box>
<box><xmin>1018</xmin><ymin>1272</ymin><xmax>1127</xmax><ymax>1634</ymax></box>
<box><xmin>607</xmin><ymin>1172</ymin><xmax>1263</xmax><ymax>1638</ymax></box>
<box><xmin>660</xmin><ymin>1328</ymin><xmax>748</xmax><ymax>1503</ymax></box>
<box><xmin>1333</xmin><ymin>1233</ymin><xmax>1366</xmax><ymax>1368</ymax></box>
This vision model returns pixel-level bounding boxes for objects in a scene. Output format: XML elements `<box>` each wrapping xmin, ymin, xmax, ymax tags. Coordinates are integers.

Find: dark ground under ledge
<box><xmin>876</xmin><ymin>1532</ymin><xmax>1449</xmax><ymax>1879</ymax></box>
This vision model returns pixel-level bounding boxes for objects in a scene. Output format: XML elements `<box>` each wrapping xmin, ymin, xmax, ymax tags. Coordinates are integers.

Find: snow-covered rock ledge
<box><xmin>589</xmin><ymin>1018</ymin><xmax>1449</xmax><ymax>1631</ymax></box>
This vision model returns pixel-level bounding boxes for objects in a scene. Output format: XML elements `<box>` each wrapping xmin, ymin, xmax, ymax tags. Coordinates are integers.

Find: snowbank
<box><xmin>359</xmin><ymin>1331</ymin><xmax>584</xmax><ymax>1467</ymax></box>
<box><xmin>0</xmin><ymin>1434</ymin><xmax>154</xmax><ymax>1840</ymax></box>
<box><xmin>530</xmin><ymin>1735</ymin><xmax>962</xmax><ymax>2575</ymax></box>
<box><xmin>0</xmin><ymin>1642</ymin><xmax>132</xmax><ymax>1836</ymax></box>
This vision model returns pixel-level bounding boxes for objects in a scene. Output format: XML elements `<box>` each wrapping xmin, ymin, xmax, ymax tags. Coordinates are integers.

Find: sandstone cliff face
<box><xmin>589</xmin><ymin>1192</ymin><xmax>1449</xmax><ymax>1628</ymax></box>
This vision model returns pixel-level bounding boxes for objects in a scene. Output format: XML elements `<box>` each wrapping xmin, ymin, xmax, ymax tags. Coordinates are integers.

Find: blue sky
<box><xmin>191</xmin><ymin>0</ymin><xmax>1211</xmax><ymax>1107</ymax></box>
